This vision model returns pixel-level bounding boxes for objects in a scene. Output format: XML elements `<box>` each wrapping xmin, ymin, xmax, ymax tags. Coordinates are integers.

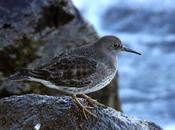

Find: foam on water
<box><xmin>165</xmin><ymin>123</ymin><xmax>175</xmax><ymax>130</ymax></box>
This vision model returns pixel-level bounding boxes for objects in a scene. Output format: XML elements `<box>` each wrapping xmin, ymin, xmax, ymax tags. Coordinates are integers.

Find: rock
<box><xmin>0</xmin><ymin>94</ymin><xmax>162</xmax><ymax>130</ymax></box>
<box><xmin>0</xmin><ymin>0</ymin><xmax>120</xmax><ymax>110</ymax></box>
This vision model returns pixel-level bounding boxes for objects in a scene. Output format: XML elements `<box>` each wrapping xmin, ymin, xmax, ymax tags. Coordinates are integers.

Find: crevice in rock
<box><xmin>0</xmin><ymin>88</ymin><xmax>12</xmax><ymax>98</ymax></box>
<box><xmin>35</xmin><ymin>3</ymin><xmax>75</xmax><ymax>32</ymax></box>
<box><xmin>2</xmin><ymin>23</ymin><xmax>12</xmax><ymax>29</ymax></box>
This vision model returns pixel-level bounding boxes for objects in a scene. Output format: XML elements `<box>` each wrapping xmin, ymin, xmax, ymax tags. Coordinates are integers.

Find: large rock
<box><xmin>0</xmin><ymin>94</ymin><xmax>162</xmax><ymax>130</ymax></box>
<box><xmin>0</xmin><ymin>0</ymin><xmax>120</xmax><ymax>110</ymax></box>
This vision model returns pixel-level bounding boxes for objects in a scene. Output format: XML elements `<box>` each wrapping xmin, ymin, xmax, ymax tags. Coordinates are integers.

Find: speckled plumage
<box><xmin>9</xmin><ymin>35</ymin><xmax>140</xmax><ymax>94</ymax></box>
<box><xmin>8</xmin><ymin>35</ymin><xmax>141</xmax><ymax>119</ymax></box>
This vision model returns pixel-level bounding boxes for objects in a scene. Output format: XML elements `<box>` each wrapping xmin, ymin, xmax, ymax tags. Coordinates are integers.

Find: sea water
<box><xmin>72</xmin><ymin>0</ymin><xmax>175</xmax><ymax>129</ymax></box>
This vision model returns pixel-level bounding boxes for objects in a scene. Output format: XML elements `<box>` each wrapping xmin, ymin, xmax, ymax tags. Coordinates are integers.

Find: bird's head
<box><xmin>95</xmin><ymin>35</ymin><xmax>141</xmax><ymax>55</ymax></box>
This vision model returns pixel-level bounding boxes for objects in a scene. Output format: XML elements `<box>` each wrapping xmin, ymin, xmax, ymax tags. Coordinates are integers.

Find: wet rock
<box><xmin>0</xmin><ymin>94</ymin><xmax>162</xmax><ymax>130</ymax></box>
<box><xmin>0</xmin><ymin>0</ymin><xmax>120</xmax><ymax>110</ymax></box>
<box><xmin>0</xmin><ymin>0</ymin><xmax>79</xmax><ymax>75</ymax></box>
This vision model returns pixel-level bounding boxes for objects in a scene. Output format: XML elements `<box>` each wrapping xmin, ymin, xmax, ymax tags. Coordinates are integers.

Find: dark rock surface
<box><xmin>0</xmin><ymin>0</ymin><xmax>120</xmax><ymax>110</ymax></box>
<box><xmin>0</xmin><ymin>94</ymin><xmax>162</xmax><ymax>130</ymax></box>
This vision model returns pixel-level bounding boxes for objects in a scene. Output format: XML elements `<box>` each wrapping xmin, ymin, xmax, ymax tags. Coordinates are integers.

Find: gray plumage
<box><xmin>8</xmin><ymin>35</ymin><xmax>141</xmax><ymax>94</ymax></box>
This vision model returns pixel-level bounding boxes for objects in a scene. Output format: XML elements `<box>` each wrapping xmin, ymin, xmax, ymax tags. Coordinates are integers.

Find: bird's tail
<box><xmin>5</xmin><ymin>68</ymin><xmax>50</xmax><ymax>82</ymax></box>
<box><xmin>6</xmin><ymin>68</ymin><xmax>32</xmax><ymax>81</ymax></box>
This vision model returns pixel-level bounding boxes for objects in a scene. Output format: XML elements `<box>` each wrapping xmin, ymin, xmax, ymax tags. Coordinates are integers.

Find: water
<box><xmin>72</xmin><ymin>0</ymin><xmax>175</xmax><ymax>129</ymax></box>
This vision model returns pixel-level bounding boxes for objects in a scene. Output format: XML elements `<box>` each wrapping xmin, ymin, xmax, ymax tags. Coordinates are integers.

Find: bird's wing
<box><xmin>30</xmin><ymin>56</ymin><xmax>98</xmax><ymax>88</ymax></box>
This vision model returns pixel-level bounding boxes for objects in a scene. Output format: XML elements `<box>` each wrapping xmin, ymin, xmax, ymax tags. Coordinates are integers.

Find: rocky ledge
<box><xmin>0</xmin><ymin>94</ymin><xmax>162</xmax><ymax>130</ymax></box>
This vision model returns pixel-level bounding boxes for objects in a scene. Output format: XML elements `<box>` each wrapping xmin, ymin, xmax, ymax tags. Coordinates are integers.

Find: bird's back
<box><xmin>8</xmin><ymin>44</ymin><xmax>117</xmax><ymax>94</ymax></box>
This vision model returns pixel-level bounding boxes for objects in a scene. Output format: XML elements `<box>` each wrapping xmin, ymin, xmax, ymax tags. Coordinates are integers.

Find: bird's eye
<box><xmin>113</xmin><ymin>44</ymin><xmax>118</xmax><ymax>48</ymax></box>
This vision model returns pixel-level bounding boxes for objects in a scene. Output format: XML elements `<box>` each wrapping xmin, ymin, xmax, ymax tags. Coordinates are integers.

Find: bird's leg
<box><xmin>72</xmin><ymin>94</ymin><xmax>97</xmax><ymax>119</ymax></box>
<box><xmin>78</xmin><ymin>93</ymin><xmax>105</xmax><ymax>107</ymax></box>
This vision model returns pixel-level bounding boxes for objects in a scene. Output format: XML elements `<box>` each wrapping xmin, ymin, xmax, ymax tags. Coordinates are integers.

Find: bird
<box><xmin>7</xmin><ymin>35</ymin><xmax>141</xmax><ymax>119</ymax></box>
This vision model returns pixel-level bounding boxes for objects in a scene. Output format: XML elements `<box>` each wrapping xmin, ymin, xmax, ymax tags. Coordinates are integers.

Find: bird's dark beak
<box><xmin>122</xmin><ymin>47</ymin><xmax>141</xmax><ymax>55</ymax></box>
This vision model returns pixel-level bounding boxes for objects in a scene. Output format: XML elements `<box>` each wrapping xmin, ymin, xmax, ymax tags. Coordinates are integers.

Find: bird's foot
<box><xmin>72</xmin><ymin>95</ymin><xmax>98</xmax><ymax>119</ymax></box>
<box><xmin>78</xmin><ymin>93</ymin><xmax>105</xmax><ymax>108</ymax></box>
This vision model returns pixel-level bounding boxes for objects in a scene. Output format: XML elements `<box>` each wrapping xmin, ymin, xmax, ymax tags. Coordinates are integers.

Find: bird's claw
<box><xmin>78</xmin><ymin>93</ymin><xmax>105</xmax><ymax>107</ymax></box>
<box><xmin>72</xmin><ymin>95</ymin><xmax>98</xmax><ymax>119</ymax></box>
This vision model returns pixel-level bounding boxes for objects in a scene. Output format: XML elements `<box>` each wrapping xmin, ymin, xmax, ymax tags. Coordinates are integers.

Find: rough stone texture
<box><xmin>0</xmin><ymin>94</ymin><xmax>162</xmax><ymax>130</ymax></box>
<box><xmin>0</xmin><ymin>0</ymin><xmax>120</xmax><ymax>110</ymax></box>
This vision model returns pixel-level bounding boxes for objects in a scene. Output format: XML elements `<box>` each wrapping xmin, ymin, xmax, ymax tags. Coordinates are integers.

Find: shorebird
<box><xmin>8</xmin><ymin>35</ymin><xmax>141</xmax><ymax>119</ymax></box>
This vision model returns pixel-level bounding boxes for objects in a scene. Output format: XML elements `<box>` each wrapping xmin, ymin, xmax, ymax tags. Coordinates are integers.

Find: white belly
<box><xmin>83</xmin><ymin>73</ymin><xmax>116</xmax><ymax>94</ymax></box>
<box><xmin>28</xmin><ymin>71</ymin><xmax>116</xmax><ymax>94</ymax></box>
